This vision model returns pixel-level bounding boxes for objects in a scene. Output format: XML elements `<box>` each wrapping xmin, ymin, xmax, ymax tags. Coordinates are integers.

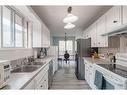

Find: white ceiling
<box><xmin>31</xmin><ymin>6</ymin><xmax>112</xmax><ymax>37</ymax></box>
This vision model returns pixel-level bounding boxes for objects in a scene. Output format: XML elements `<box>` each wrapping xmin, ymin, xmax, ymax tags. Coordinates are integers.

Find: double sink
<box><xmin>11</xmin><ymin>62</ymin><xmax>46</xmax><ymax>73</ymax></box>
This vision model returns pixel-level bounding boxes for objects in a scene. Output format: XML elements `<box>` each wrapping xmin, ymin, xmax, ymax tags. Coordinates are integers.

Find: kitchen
<box><xmin>0</xmin><ymin>5</ymin><xmax>127</xmax><ymax>90</ymax></box>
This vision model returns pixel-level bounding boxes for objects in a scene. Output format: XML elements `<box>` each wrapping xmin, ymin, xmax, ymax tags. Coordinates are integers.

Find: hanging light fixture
<box><xmin>64</xmin><ymin>23</ymin><xmax>75</xmax><ymax>29</ymax></box>
<box><xmin>63</xmin><ymin>6</ymin><xmax>79</xmax><ymax>23</ymax></box>
<box><xmin>64</xmin><ymin>33</ymin><xmax>67</xmax><ymax>51</ymax></box>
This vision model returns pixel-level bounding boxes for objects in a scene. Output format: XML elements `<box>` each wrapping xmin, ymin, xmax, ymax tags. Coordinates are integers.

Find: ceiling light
<box><xmin>64</xmin><ymin>23</ymin><xmax>75</xmax><ymax>29</ymax></box>
<box><xmin>63</xmin><ymin>6</ymin><xmax>79</xmax><ymax>23</ymax></box>
<box><xmin>63</xmin><ymin>13</ymin><xmax>79</xmax><ymax>23</ymax></box>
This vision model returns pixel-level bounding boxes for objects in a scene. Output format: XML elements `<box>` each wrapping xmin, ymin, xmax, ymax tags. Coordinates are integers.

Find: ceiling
<box><xmin>31</xmin><ymin>6</ymin><xmax>112</xmax><ymax>37</ymax></box>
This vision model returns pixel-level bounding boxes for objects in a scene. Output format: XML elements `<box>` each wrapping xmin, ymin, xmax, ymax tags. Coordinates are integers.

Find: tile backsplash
<box><xmin>98</xmin><ymin>47</ymin><xmax>120</xmax><ymax>55</ymax></box>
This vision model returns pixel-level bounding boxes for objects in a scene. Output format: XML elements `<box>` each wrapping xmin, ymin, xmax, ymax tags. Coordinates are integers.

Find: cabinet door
<box><xmin>24</xmin><ymin>80</ymin><xmax>35</xmax><ymax>89</ymax></box>
<box><xmin>96</xmin><ymin>15</ymin><xmax>108</xmax><ymax>47</ymax></box>
<box><xmin>36</xmin><ymin>72</ymin><xmax>48</xmax><ymax>89</ymax></box>
<box><xmin>123</xmin><ymin>6</ymin><xmax>127</xmax><ymax>25</ymax></box>
<box><xmin>91</xmin><ymin>24</ymin><xmax>97</xmax><ymax>47</ymax></box>
<box><xmin>85</xmin><ymin>64</ymin><xmax>89</xmax><ymax>83</ymax></box>
<box><xmin>32</xmin><ymin>20</ymin><xmax>42</xmax><ymax>47</ymax></box>
<box><xmin>106</xmin><ymin>6</ymin><xmax>121</xmax><ymax>32</ymax></box>
<box><xmin>42</xmin><ymin>24</ymin><xmax>50</xmax><ymax>47</ymax></box>
<box><xmin>83</xmin><ymin>27</ymin><xmax>91</xmax><ymax>39</ymax></box>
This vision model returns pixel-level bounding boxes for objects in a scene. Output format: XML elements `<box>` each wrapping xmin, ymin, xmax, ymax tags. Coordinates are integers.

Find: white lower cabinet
<box><xmin>36</xmin><ymin>72</ymin><xmax>48</xmax><ymax>89</ymax></box>
<box><xmin>85</xmin><ymin>62</ymin><xmax>96</xmax><ymax>89</ymax></box>
<box><xmin>23</xmin><ymin>64</ymin><xmax>49</xmax><ymax>90</ymax></box>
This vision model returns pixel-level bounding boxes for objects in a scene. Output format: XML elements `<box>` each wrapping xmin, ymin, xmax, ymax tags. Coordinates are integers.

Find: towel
<box><xmin>94</xmin><ymin>70</ymin><xmax>104</xmax><ymax>89</ymax></box>
<box><xmin>102</xmin><ymin>78</ymin><xmax>114</xmax><ymax>89</ymax></box>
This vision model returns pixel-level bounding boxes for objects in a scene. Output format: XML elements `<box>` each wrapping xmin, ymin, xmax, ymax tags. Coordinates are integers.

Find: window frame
<box><xmin>1</xmin><ymin>6</ymin><xmax>14</xmax><ymax>48</ymax></box>
<box><xmin>0</xmin><ymin>6</ymin><xmax>32</xmax><ymax>49</ymax></box>
<box><xmin>14</xmin><ymin>13</ymin><xmax>24</xmax><ymax>48</ymax></box>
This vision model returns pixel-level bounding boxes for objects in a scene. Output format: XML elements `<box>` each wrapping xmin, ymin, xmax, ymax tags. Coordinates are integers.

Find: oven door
<box><xmin>103</xmin><ymin>75</ymin><xmax>124</xmax><ymax>89</ymax></box>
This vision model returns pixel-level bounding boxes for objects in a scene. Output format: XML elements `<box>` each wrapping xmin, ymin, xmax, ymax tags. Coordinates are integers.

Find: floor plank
<box><xmin>50</xmin><ymin>61</ymin><xmax>91</xmax><ymax>90</ymax></box>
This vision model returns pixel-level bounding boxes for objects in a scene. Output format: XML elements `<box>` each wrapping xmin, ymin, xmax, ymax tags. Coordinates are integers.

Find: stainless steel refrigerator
<box><xmin>75</xmin><ymin>38</ymin><xmax>91</xmax><ymax>80</ymax></box>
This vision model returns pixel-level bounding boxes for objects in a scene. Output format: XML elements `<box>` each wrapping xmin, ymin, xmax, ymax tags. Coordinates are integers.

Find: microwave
<box><xmin>0</xmin><ymin>59</ymin><xmax>10</xmax><ymax>88</ymax></box>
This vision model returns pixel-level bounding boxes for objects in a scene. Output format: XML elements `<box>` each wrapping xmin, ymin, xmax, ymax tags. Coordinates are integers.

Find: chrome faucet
<box><xmin>21</xmin><ymin>58</ymin><xmax>28</xmax><ymax>66</ymax></box>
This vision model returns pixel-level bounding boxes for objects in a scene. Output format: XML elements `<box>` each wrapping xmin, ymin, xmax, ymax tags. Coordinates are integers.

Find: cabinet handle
<box><xmin>113</xmin><ymin>21</ymin><xmax>117</xmax><ymax>23</ymax></box>
<box><xmin>41</xmin><ymin>85</ymin><xmax>43</xmax><ymax>87</ymax></box>
<box><xmin>44</xmin><ymin>80</ymin><xmax>46</xmax><ymax>81</ymax></box>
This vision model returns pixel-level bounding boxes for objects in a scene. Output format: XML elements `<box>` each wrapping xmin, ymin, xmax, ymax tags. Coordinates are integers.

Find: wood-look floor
<box><xmin>50</xmin><ymin>61</ymin><xmax>91</xmax><ymax>90</ymax></box>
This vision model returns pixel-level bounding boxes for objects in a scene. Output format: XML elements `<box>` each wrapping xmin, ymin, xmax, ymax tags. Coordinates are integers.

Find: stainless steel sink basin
<box><xmin>11</xmin><ymin>65</ymin><xmax>41</xmax><ymax>73</ymax></box>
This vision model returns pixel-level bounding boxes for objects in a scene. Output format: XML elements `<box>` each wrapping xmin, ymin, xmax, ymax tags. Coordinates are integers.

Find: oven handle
<box><xmin>103</xmin><ymin>75</ymin><xmax>123</xmax><ymax>87</ymax></box>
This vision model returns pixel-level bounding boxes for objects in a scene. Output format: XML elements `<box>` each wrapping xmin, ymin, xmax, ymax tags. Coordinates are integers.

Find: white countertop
<box><xmin>83</xmin><ymin>57</ymin><xmax>114</xmax><ymax>65</ymax></box>
<box><xmin>2</xmin><ymin>56</ymin><xmax>54</xmax><ymax>89</ymax></box>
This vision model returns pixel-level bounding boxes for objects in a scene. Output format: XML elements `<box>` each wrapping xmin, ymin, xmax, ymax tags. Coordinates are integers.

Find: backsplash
<box><xmin>98</xmin><ymin>47</ymin><xmax>120</xmax><ymax>55</ymax></box>
<box><xmin>0</xmin><ymin>49</ymin><xmax>33</xmax><ymax>61</ymax></box>
<box><xmin>10</xmin><ymin>56</ymin><xmax>33</xmax><ymax>71</ymax></box>
<box><xmin>99</xmin><ymin>36</ymin><xmax>127</xmax><ymax>56</ymax></box>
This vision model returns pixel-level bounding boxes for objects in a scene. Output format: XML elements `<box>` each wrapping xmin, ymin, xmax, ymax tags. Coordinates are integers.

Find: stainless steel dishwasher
<box><xmin>48</xmin><ymin>60</ymin><xmax>53</xmax><ymax>89</ymax></box>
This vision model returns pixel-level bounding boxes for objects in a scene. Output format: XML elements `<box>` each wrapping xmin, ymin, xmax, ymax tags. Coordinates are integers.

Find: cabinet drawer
<box><xmin>36</xmin><ymin>72</ymin><xmax>48</xmax><ymax>89</ymax></box>
<box><xmin>35</xmin><ymin>64</ymin><xmax>49</xmax><ymax>85</ymax></box>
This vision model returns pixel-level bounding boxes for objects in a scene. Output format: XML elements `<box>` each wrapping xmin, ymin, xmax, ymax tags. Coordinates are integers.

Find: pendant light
<box><xmin>64</xmin><ymin>23</ymin><xmax>75</xmax><ymax>29</ymax></box>
<box><xmin>63</xmin><ymin>6</ymin><xmax>79</xmax><ymax>23</ymax></box>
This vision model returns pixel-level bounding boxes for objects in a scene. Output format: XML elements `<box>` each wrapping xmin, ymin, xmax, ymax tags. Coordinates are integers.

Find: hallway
<box><xmin>50</xmin><ymin>61</ymin><xmax>91</xmax><ymax>89</ymax></box>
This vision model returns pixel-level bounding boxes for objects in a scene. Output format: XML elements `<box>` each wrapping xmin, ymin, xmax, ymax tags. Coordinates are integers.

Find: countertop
<box><xmin>83</xmin><ymin>57</ymin><xmax>114</xmax><ymax>65</ymax></box>
<box><xmin>2</xmin><ymin>56</ymin><xmax>54</xmax><ymax>90</ymax></box>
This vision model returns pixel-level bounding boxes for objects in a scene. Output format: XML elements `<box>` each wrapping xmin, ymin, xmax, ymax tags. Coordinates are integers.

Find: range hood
<box><xmin>102</xmin><ymin>25</ymin><xmax>127</xmax><ymax>36</ymax></box>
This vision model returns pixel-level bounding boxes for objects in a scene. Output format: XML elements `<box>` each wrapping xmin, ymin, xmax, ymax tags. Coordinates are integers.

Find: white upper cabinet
<box><xmin>32</xmin><ymin>20</ymin><xmax>42</xmax><ymax>47</ymax></box>
<box><xmin>83</xmin><ymin>27</ymin><xmax>91</xmax><ymax>39</ymax></box>
<box><xmin>90</xmin><ymin>23</ymin><xmax>97</xmax><ymax>47</ymax></box>
<box><xmin>105</xmin><ymin>6</ymin><xmax>122</xmax><ymax>33</ymax></box>
<box><xmin>96</xmin><ymin>15</ymin><xmax>108</xmax><ymax>47</ymax></box>
<box><xmin>42</xmin><ymin>23</ymin><xmax>50</xmax><ymax>48</ymax></box>
<box><xmin>122</xmin><ymin>6</ymin><xmax>127</xmax><ymax>25</ymax></box>
<box><xmin>83</xmin><ymin>6</ymin><xmax>123</xmax><ymax>48</ymax></box>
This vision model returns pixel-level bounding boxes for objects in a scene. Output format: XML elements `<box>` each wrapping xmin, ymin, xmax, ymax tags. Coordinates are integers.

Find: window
<box><xmin>59</xmin><ymin>41</ymin><xmax>65</xmax><ymax>56</ymax></box>
<box><xmin>58</xmin><ymin>40</ymin><xmax>73</xmax><ymax>58</ymax></box>
<box><xmin>2</xmin><ymin>6</ymin><xmax>13</xmax><ymax>47</ymax></box>
<box><xmin>27</xmin><ymin>22</ymin><xmax>32</xmax><ymax>48</ymax></box>
<box><xmin>0</xmin><ymin>6</ymin><xmax>1</xmax><ymax>47</ymax></box>
<box><xmin>0</xmin><ymin>6</ymin><xmax>32</xmax><ymax>48</ymax></box>
<box><xmin>66</xmin><ymin>40</ymin><xmax>73</xmax><ymax>55</ymax></box>
<box><xmin>24</xmin><ymin>20</ymin><xmax>28</xmax><ymax>48</ymax></box>
<box><xmin>15</xmin><ymin>14</ymin><xmax>23</xmax><ymax>47</ymax></box>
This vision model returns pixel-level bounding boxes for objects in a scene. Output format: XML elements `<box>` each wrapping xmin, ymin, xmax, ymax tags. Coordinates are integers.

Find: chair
<box><xmin>64</xmin><ymin>52</ymin><xmax>70</xmax><ymax>64</ymax></box>
<box><xmin>58</xmin><ymin>58</ymin><xmax>62</xmax><ymax>64</ymax></box>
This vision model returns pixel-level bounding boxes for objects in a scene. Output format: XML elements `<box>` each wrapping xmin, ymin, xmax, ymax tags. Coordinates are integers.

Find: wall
<box><xmin>0</xmin><ymin>48</ymin><xmax>33</xmax><ymax>61</ymax></box>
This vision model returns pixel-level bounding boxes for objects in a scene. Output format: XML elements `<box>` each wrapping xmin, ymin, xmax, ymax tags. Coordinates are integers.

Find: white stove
<box><xmin>94</xmin><ymin>53</ymin><xmax>127</xmax><ymax>89</ymax></box>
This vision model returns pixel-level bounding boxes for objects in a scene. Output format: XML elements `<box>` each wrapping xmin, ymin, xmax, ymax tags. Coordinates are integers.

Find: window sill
<box><xmin>0</xmin><ymin>48</ymin><xmax>32</xmax><ymax>51</ymax></box>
